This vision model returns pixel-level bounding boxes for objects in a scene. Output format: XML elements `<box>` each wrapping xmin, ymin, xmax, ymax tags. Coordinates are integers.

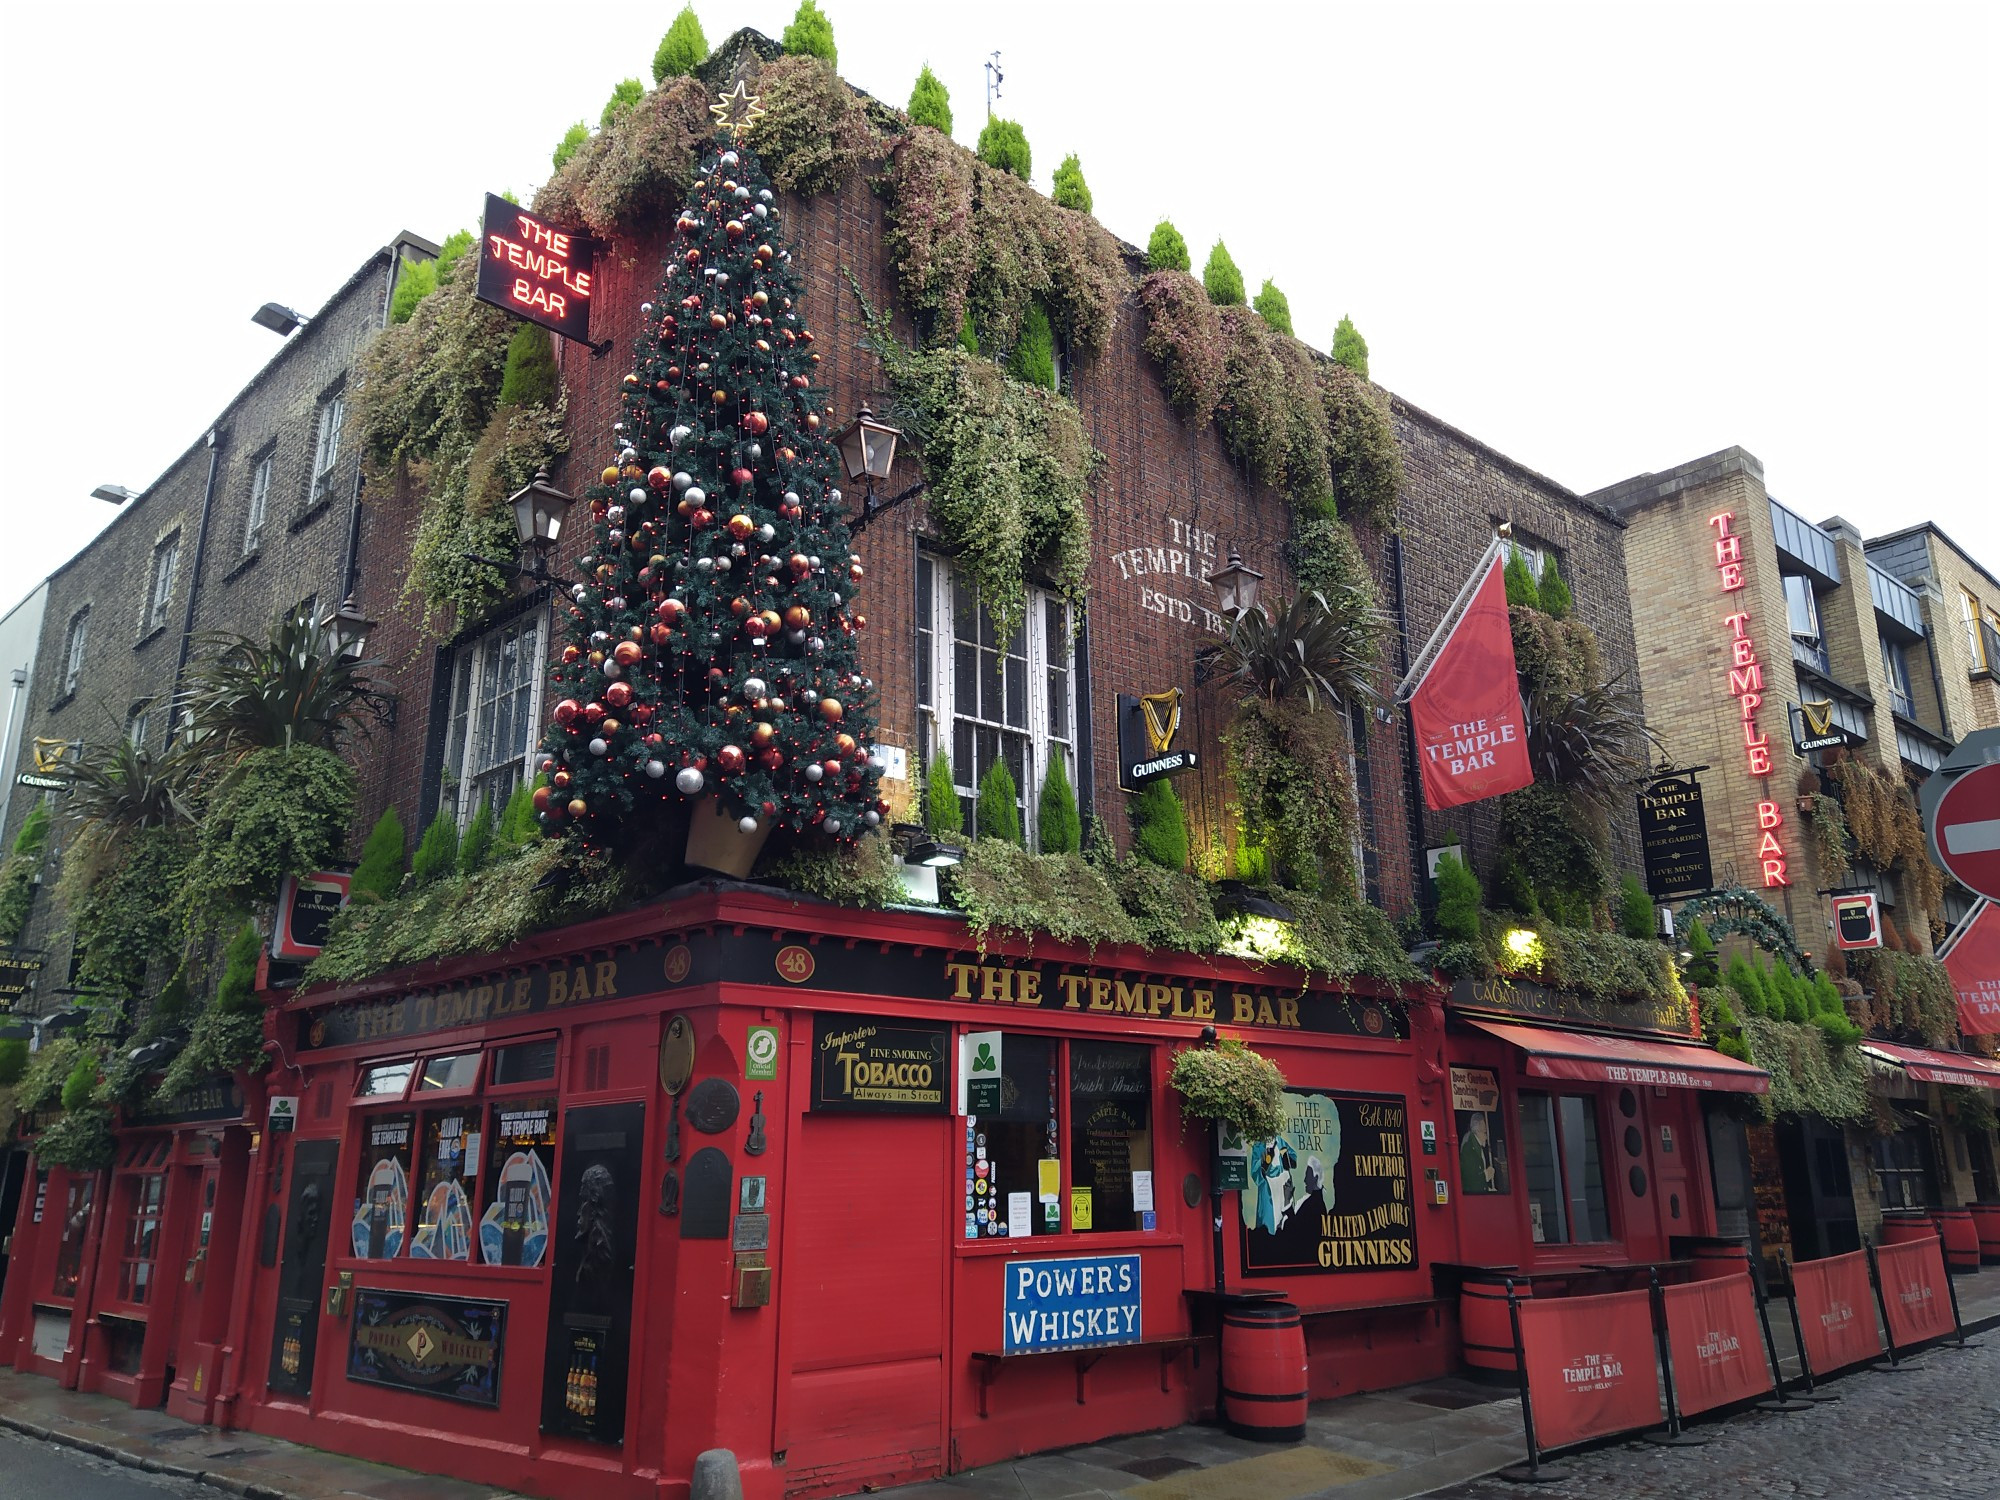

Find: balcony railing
<box><xmin>1792</xmin><ymin>634</ymin><xmax>1832</xmax><ymax>676</ymax></box>
<box><xmin>1981</xmin><ymin>619</ymin><xmax>2000</xmax><ymax>678</ymax></box>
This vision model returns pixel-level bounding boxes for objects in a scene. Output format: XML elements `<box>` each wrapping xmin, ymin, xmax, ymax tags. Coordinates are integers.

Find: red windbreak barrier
<box><xmin>1407</xmin><ymin>552</ymin><xmax>1535</xmax><ymax>812</ymax></box>
<box><xmin>1659</xmin><ymin>1273</ymin><xmax>1773</xmax><ymax>1416</ymax></box>
<box><xmin>1516</xmin><ymin>1289</ymin><xmax>1663</xmax><ymax>1450</ymax></box>
<box><xmin>1792</xmin><ymin>1250</ymin><xmax>1884</xmax><ymax>1374</ymax></box>
<box><xmin>1878</xmin><ymin>1236</ymin><xmax>1954</xmax><ymax>1350</ymax></box>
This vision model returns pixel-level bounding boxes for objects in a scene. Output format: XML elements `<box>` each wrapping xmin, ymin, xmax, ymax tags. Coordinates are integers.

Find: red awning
<box><xmin>1464</xmin><ymin>1018</ymin><xmax>1771</xmax><ymax>1094</ymax></box>
<box><xmin>1860</xmin><ymin>1041</ymin><xmax>2000</xmax><ymax>1091</ymax></box>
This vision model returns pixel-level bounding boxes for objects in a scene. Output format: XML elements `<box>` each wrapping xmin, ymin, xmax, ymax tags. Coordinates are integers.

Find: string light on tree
<box><xmin>536</xmin><ymin>86</ymin><xmax>884</xmax><ymax>852</ymax></box>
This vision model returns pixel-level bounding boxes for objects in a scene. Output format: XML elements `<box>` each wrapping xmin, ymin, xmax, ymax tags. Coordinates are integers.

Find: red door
<box><xmin>780</xmin><ymin>1114</ymin><xmax>947</xmax><ymax>1496</ymax></box>
<box><xmin>167</xmin><ymin>1164</ymin><xmax>219</xmax><ymax>1392</ymax></box>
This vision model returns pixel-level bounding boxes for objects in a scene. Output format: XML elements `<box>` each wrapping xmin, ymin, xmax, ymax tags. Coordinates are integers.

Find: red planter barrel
<box><xmin>1690</xmin><ymin>1243</ymin><xmax>1752</xmax><ymax>1282</ymax></box>
<box><xmin>1879</xmin><ymin>1210</ymin><xmax>1935</xmax><ymax>1248</ymax></box>
<box><xmin>1460</xmin><ymin>1280</ymin><xmax>1532</xmax><ymax>1375</ymax></box>
<box><xmin>1221</xmin><ymin>1301</ymin><xmax>1308</xmax><ymax>1442</ymax></box>
<box><xmin>1971</xmin><ymin>1203</ymin><xmax>2000</xmax><ymax>1264</ymax></box>
<box><xmin>1934</xmin><ymin>1208</ymin><xmax>1981</xmax><ymax>1274</ymax></box>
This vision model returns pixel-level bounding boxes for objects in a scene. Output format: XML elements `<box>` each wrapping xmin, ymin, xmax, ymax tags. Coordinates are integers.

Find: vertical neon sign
<box><xmin>1708</xmin><ymin>512</ymin><xmax>1788</xmax><ymax>888</ymax></box>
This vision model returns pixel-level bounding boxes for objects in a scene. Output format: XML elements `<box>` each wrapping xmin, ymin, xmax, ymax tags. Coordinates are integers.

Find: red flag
<box><xmin>1943</xmin><ymin>901</ymin><xmax>2000</xmax><ymax>1036</ymax></box>
<box><xmin>1409</xmin><ymin>552</ymin><xmax>1535</xmax><ymax>811</ymax></box>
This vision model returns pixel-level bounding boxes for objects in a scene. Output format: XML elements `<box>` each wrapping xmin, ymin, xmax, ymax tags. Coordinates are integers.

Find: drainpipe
<box><xmin>168</xmin><ymin>429</ymin><xmax>225</xmax><ymax>740</ymax></box>
<box><xmin>335</xmin><ymin>249</ymin><xmax>404</xmax><ymax>610</ymax></box>
<box><xmin>1389</xmin><ymin>536</ymin><xmax>1431</xmax><ymax>917</ymax></box>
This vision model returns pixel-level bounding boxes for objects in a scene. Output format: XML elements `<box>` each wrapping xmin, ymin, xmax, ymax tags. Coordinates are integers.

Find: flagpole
<box><xmin>1396</xmin><ymin>534</ymin><xmax>1508</xmax><ymax>703</ymax></box>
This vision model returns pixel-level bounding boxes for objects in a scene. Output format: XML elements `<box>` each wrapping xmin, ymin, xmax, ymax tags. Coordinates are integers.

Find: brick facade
<box><xmin>2</xmin><ymin>241</ymin><xmax>424</xmax><ymax>1009</ymax></box>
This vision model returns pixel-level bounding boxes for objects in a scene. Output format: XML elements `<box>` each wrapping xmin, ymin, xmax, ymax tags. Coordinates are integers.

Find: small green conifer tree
<box><xmin>458</xmin><ymin>799</ymin><xmax>496</xmax><ymax>875</ymax></box>
<box><xmin>1203</xmin><ymin>241</ymin><xmax>1245</xmax><ymax>306</ymax></box>
<box><xmin>1538</xmin><ymin>555</ymin><xmax>1573</xmax><ymax>618</ymax></box>
<box><xmin>1331</xmin><ymin>315</ymin><xmax>1369</xmax><ymax>378</ymax></box>
<box><xmin>349</xmin><ymin>807</ymin><xmax>407</xmax><ymax>903</ymax></box>
<box><xmin>1130</xmin><ymin>779</ymin><xmax>1190</xmax><ymax>870</ymax></box>
<box><xmin>907</xmin><ymin>64</ymin><xmax>952</xmax><ymax>134</ymax></box>
<box><xmin>1503</xmin><ymin>548</ymin><xmax>1541</xmax><ymax>609</ymax></box>
<box><xmin>1010</xmin><ymin>302</ymin><xmax>1056</xmax><ymax>389</ymax></box>
<box><xmin>1617</xmin><ymin>875</ymin><xmax>1654</xmax><ymax>940</ymax></box>
<box><xmin>976</xmin><ymin>760</ymin><xmax>1024</xmax><ymax>847</ymax></box>
<box><xmin>1051</xmin><ymin>153</ymin><xmax>1092</xmax><ymax>213</ymax></box>
<box><xmin>411</xmin><ymin>807</ymin><xmax>461</xmax><ymax>887</ymax></box>
<box><xmin>653</xmin><ymin>5</ymin><xmax>708</xmax><ymax>83</ymax></box>
<box><xmin>977</xmin><ymin>117</ymin><xmax>1031</xmax><ymax>180</ymax></box>
<box><xmin>925</xmin><ymin>751</ymin><xmax>963</xmax><ymax>837</ymax></box>
<box><xmin>499</xmin><ymin>323</ymin><xmax>559</xmax><ymax>407</ymax></box>
<box><xmin>552</xmin><ymin>121</ymin><xmax>590</xmax><ymax>172</ymax></box>
<box><xmin>1147</xmin><ymin>220</ymin><xmax>1190</xmax><ymax>273</ymax></box>
<box><xmin>602</xmin><ymin>78</ymin><xmax>644</xmax><ymax>129</ymax></box>
<box><xmin>1433</xmin><ymin>853</ymin><xmax>1482</xmax><ymax>943</ymax></box>
<box><xmin>1037</xmin><ymin>756</ymin><xmax>1082</xmax><ymax>854</ymax></box>
<box><xmin>388</xmin><ymin>258</ymin><xmax>438</xmax><ymax>324</ymax></box>
<box><xmin>781</xmin><ymin>0</ymin><xmax>836</xmax><ymax>67</ymax></box>
<box><xmin>1253</xmin><ymin>279</ymin><xmax>1293</xmax><ymax>335</ymax></box>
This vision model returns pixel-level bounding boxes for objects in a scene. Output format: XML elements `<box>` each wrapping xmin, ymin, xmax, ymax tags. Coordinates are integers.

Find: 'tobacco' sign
<box><xmin>476</xmin><ymin>193</ymin><xmax>594</xmax><ymax>342</ymax></box>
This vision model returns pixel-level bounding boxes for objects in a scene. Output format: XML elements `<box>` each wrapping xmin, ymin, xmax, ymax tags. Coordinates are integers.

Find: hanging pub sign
<box><xmin>347</xmin><ymin>1289</ymin><xmax>505</xmax><ymax>1407</ymax></box>
<box><xmin>0</xmin><ymin>949</ymin><xmax>45</xmax><ymax>1010</ymax></box>
<box><xmin>475</xmin><ymin>193</ymin><xmax>595</xmax><ymax>343</ymax></box>
<box><xmin>1636</xmin><ymin>773</ymin><xmax>1713</xmax><ymax>900</ymax></box>
<box><xmin>1792</xmin><ymin>699</ymin><xmax>1848</xmax><ymax>755</ymax></box>
<box><xmin>272</xmin><ymin>872</ymin><xmax>352</xmax><ymax>961</ymax></box>
<box><xmin>1116</xmin><ymin>688</ymin><xmax>1197</xmax><ymax>790</ymax></box>
<box><xmin>1240</xmin><ymin>1090</ymin><xmax>1416</xmax><ymax>1275</ymax></box>
<box><xmin>812</xmin><ymin>1015</ymin><xmax>949</xmax><ymax>1113</ymax></box>
<box><xmin>1833</xmin><ymin>892</ymin><xmax>1882</xmax><ymax>951</ymax></box>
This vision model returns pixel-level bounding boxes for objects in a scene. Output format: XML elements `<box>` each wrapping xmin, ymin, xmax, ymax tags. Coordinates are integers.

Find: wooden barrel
<box><xmin>1460</xmin><ymin>1280</ymin><xmax>1532</xmax><ymax>1375</ymax></box>
<box><xmin>1934</xmin><ymin>1208</ymin><xmax>1981</xmax><ymax>1274</ymax></box>
<box><xmin>1879</xmin><ymin>1210</ymin><xmax>1935</xmax><ymax>1248</ymax></box>
<box><xmin>1970</xmin><ymin>1203</ymin><xmax>2000</xmax><ymax>1263</ymax></box>
<box><xmin>1221</xmin><ymin>1302</ymin><xmax>1308</xmax><ymax>1442</ymax></box>
<box><xmin>1690</xmin><ymin>1242</ymin><xmax>1752</xmax><ymax>1283</ymax></box>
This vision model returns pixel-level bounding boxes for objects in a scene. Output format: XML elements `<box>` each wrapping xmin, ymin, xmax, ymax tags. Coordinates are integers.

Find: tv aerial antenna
<box><xmin>985</xmin><ymin>52</ymin><xmax>1004</xmax><ymax>115</ymax></box>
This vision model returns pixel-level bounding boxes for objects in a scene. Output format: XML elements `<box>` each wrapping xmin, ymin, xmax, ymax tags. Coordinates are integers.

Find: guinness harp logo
<box><xmin>1800</xmin><ymin>700</ymin><xmax>1835</xmax><ymax>738</ymax></box>
<box><xmin>1140</xmin><ymin>688</ymin><xmax>1182</xmax><ymax>755</ymax></box>
<box><xmin>31</xmin><ymin>738</ymin><xmax>69</xmax><ymax>774</ymax></box>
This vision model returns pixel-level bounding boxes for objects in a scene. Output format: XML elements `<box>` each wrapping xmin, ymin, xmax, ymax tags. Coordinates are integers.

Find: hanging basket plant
<box><xmin>1169</xmin><ymin>1039</ymin><xmax>1287</xmax><ymax>1138</ymax></box>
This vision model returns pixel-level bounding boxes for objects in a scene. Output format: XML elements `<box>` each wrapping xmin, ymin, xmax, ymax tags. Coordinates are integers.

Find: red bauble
<box><xmin>822</xmin><ymin>759</ymin><xmax>843</xmax><ymax>778</ymax></box>
<box><xmin>603</xmin><ymin>681</ymin><xmax>633</xmax><ymax>710</ymax></box>
<box><xmin>647</xmin><ymin>466</ymin><xmax>672</xmax><ymax>489</ymax></box>
<box><xmin>787</xmin><ymin>553</ymin><xmax>810</xmax><ymax>577</ymax></box>
<box><xmin>582</xmin><ymin>701</ymin><xmax>607</xmax><ymax>725</ymax></box>
<box><xmin>622</xmin><ymin>373</ymin><xmax>640</xmax><ymax>389</ymax></box>
<box><xmin>716</xmin><ymin>744</ymin><xmax>746</xmax><ymax>774</ymax></box>
<box><xmin>730</xmin><ymin>596</ymin><xmax>751</xmax><ymax>618</ymax></box>
<box><xmin>656</xmin><ymin>597</ymin><xmax>687</xmax><ymax>622</ymax></box>
<box><xmin>553</xmin><ymin>698</ymin><xmax>581</xmax><ymax>726</ymax></box>
<box><xmin>649</xmin><ymin>623</ymin><xmax>672</xmax><ymax>645</ymax></box>
<box><xmin>725</xmin><ymin>218</ymin><xmax>746</xmax><ymax>239</ymax></box>
<box><xmin>561</xmin><ymin>644</ymin><xmax>581</xmax><ymax>664</ymax></box>
<box><xmin>759</xmin><ymin>748</ymin><xmax>784</xmax><ymax>772</ymax></box>
<box><xmin>612</xmin><ymin>640</ymin><xmax>644</xmax><ymax>667</ymax></box>
<box><xmin>553</xmin><ymin>770</ymin><xmax>572</xmax><ymax>789</ymax></box>
<box><xmin>819</xmin><ymin>698</ymin><xmax>844</xmax><ymax>723</ymax></box>
<box><xmin>730</xmin><ymin>467</ymin><xmax>754</xmax><ymax>488</ymax></box>
<box><xmin>532</xmin><ymin>786</ymin><xmax>553</xmax><ymax>813</ymax></box>
<box><xmin>691</xmin><ymin>509</ymin><xmax>714</xmax><ymax>529</ymax></box>
<box><xmin>744</xmin><ymin>615</ymin><xmax>772</xmax><ymax>639</ymax></box>
<box><xmin>742</xmin><ymin>411</ymin><xmax>769</xmax><ymax>435</ymax></box>
<box><xmin>835</xmin><ymin>733</ymin><xmax>858</xmax><ymax>755</ymax></box>
<box><xmin>853</xmin><ymin>613</ymin><xmax>869</xmax><ymax>631</ymax></box>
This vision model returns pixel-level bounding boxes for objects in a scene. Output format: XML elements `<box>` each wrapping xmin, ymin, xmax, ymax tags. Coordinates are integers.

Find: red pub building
<box><xmin>0</xmin><ymin>31</ymin><xmax>1785</xmax><ymax>1500</ymax></box>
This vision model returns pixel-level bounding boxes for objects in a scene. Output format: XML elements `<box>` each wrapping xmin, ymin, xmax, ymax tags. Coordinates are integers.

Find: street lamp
<box><xmin>252</xmin><ymin>302</ymin><xmax>307</xmax><ymax>336</ymax></box>
<box><xmin>510</xmin><ymin>468</ymin><xmax>576</xmax><ymax>571</ymax></box>
<box><xmin>90</xmin><ymin>484</ymin><xmax>133</xmax><ymax>505</ymax></box>
<box><xmin>835</xmin><ymin>407</ymin><xmax>925</xmax><ymax>535</ymax></box>
<box><xmin>317</xmin><ymin>595</ymin><xmax>378</xmax><ymax>659</ymax></box>
<box><xmin>1204</xmin><ymin>546</ymin><xmax>1264</xmax><ymax>620</ymax></box>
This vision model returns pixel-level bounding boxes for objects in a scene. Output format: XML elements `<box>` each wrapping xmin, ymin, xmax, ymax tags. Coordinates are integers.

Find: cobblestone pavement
<box><xmin>1432</xmin><ymin>1335</ymin><xmax>2000</xmax><ymax>1500</ymax></box>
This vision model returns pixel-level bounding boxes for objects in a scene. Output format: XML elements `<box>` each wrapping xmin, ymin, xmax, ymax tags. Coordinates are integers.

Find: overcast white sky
<box><xmin>1</xmin><ymin>1</ymin><xmax>1993</xmax><ymax>619</ymax></box>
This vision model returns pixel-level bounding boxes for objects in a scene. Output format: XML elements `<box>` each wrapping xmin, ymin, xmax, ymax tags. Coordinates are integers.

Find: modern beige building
<box><xmin>1864</xmin><ymin>521</ymin><xmax>2000</xmax><ymax>737</ymax></box>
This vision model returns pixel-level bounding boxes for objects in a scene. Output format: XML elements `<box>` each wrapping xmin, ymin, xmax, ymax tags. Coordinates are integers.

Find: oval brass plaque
<box><xmin>660</xmin><ymin>1014</ymin><xmax>696</xmax><ymax>1096</ymax></box>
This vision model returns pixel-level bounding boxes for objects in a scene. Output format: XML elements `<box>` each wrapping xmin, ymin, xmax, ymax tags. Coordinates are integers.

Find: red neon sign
<box><xmin>473</xmin><ymin>192</ymin><xmax>594</xmax><ymax>343</ymax></box>
<box><xmin>1709</xmin><ymin>512</ymin><xmax>1788</xmax><ymax>887</ymax></box>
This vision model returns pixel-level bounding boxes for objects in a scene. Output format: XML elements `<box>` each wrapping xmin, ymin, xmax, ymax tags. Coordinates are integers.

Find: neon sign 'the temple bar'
<box><xmin>1709</xmin><ymin>511</ymin><xmax>1789</xmax><ymax>888</ymax></box>
<box><xmin>475</xmin><ymin>192</ymin><xmax>594</xmax><ymax>343</ymax></box>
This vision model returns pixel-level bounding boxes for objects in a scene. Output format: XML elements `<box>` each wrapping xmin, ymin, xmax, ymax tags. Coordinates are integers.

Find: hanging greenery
<box><xmin>1286</xmin><ymin>512</ymin><xmax>1380</xmax><ymax>616</ymax></box>
<box><xmin>534</xmin><ymin>75</ymin><xmax>712</xmax><ymax>237</ymax></box>
<box><xmin>1809</xmin><ymin>791</ymin><xmax>1852</xmax><ymax>885</ymax></box>
<box><xmin>1170</xmin><ymin>1040</ymin><xmax>1287</xmax><ymax>1138</ymax></box>
<box><xmin>880</xmin><ymin>125</ymin><xmax>1125</xmax><ymax>361</ymax></box>
<box><xmin>745</xmin><ymin>54</ymin><xmax>883</xmax><ymax>196</ymax></box>
<box><xmin>1137</xmin><ymin>270</ymin><xmax>1227</xmax><ymax>425</ymax></box>
<box><xmin>1740</xmin><ymin>1014</ymin><xmax>1871</xmax><ymax>1124</ymax></box>
<box><xmin>306</xmin><ymin>839</ymin><xmax>625</xmax><ymax>986</ymax></box>
<box><xmin>156</xmin><ymin>919</ymin><xmax>267</xmax><ymax>1101</ymax></box>
<box><xmin>1222</xmin><ymin>699</ymin><xmax>1358</xmax><ymax>897</ymax></box>
<box><xmin>1848</xmin><ymin>949</ymin><xmax>1957</xmax><ymax>1047</ymax></box>
<box><xmin>353</xmin><ymin>254</ymin><xmax>568</xmax><ymax>625</ymax></box>
<box><xmin>758</xmin><ymin>832</ymin><xmax>906</xmax><ymax>909</ymax></box>
<box><xmin>1823</xmin><ymin>754</ymin><xmax>1944</xmax><ymax>920</ymax></box>
<box><xmin>860</xmin><ymin>294</ymin><xmax>1097</xmax><ymax>637</ymax></box>
<box><xmin>185</xmin><ymin>745</ymin><xmax>356</xmax><ymax>915</ymax></box>
<box><xmin>1275</xmin><ymin>888</ymin><xmax>1425</xmax><ymax>987</ymax></box>
<box><xmin>950</xmin><ymin>840</ymin><xmax>1145</xmax><ymax>953</ymax></box>
<box><xmin>0</xmin><ymin>800</ymin><xmax>50</xmax><ymax>944</ymax></box>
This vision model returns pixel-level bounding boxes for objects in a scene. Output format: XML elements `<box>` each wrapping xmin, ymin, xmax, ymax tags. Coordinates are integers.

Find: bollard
<box><xmin>691</xmin><ymin>1449</ymin><xmax>744</xmax><ymax>1500</ymax></box>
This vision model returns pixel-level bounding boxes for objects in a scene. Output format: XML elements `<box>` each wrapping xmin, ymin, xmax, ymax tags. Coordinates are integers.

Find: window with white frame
<box><xmin>1505</xmin><ymin>532</ymin><xmax>1558</xmax><ymax>586</ymax></box>
<box><xmin>310</xmin><ymin>394</ymin><xmax>346</xmax><ymax>504</ymax></box>
<box><xmin>243</xmin><ymin>453</ymin><xmax>273</xmax><ymax>553</ymax></box>
<box><xmin>915</xmin><ymin>556</ymin><xmax>1076</xmax><ymax>845</ymax></box>
<box><xmin>126</xmin><ymin>699</ymin><xmax>154</xmax><ymax>751</ymax></box>
<box><xmin>144</xmin><ymin>533</ymin><xmax>180</xmax><ymax>635</ymax></box>
<box><xmin>60</xmin><ymin>608</ymin><xmax>89</xmax><ymax>697</ymax></box>
<box><xmin>438</xmin><ymin>612</ymin><xmax>545</xmax><ymax>828</ymax></box>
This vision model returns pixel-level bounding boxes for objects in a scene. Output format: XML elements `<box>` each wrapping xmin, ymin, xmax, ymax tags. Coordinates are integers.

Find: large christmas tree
<box><xmin>536</xmin><ymin>85</ymin><xmax>884</xmax><ymax>855</ymax></box>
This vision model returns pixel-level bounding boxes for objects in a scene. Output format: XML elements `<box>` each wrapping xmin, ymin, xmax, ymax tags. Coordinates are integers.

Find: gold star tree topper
<box><xmin>710</xmin><ymin>81</ymin><xmax>766</xmax><ymax>140</ymax></box>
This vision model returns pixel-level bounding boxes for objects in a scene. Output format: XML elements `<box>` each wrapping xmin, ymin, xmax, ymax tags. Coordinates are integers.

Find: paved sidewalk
<box><xmin>0</xmin><ymin>1369</ymin><xmax>522</xmax><ymax>1500</ymax></box>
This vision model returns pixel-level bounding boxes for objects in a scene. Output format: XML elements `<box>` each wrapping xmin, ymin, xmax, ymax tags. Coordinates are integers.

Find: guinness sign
<box><xmin>1117</xmin><ymin>689</ymin><xmax>1198</xmax><ymax>790</ymax></box>
<box><xmin>1792</xmin><ymin>699</ymin><xmax>1847</xmax><ymax>755</ymax></box>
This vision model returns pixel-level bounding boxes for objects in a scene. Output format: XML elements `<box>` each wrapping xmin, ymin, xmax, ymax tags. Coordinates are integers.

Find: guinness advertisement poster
<box><xmin>1240</xmin><ymin>1090</ymin><xmax>1416</xmax><ymax>1275</ymax></box>
<box><xmin>1637</xmin><ymin>774</ymin><xmax>1713</xmax><ymax>900</ymax></box>
<box><xmin>812</xmin><ymin>1015</ymin><xmax>949</xmax><ymax>1113</ymax></box>
<box><xmin>347</xmin><ymin>1289</ymin><xmax>505</xmax><ymax>1407</ymax></box>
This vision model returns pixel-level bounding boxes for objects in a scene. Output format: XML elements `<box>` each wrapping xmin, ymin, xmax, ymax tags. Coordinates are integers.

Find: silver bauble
<box><xmin>804</xmin><ymin>764</ymin><xmax>824</xmax><ymax>783</ymax></box>
<box><xmin>738</xmin><ymin>816</ymin><xmax>759</xmax><ymax>834</ymax></box>
<box><xmin>645</xmin><ymin>759</ymin><xmax>666</xmax><ymax>779</ymax></box>
<box><xmin>589</xmin><ymin>737</ymin><xmax>609</xmax><ymax>756</ymax></box>
<box><xmin>675</xmin><ymin>767</ymin><xmax>705</xmax><ymax>795</ymax></box>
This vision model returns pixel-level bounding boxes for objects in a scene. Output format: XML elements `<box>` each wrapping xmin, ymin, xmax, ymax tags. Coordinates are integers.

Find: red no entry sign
<box><xmin>1933</xmin><ymin>763</ymin><xmax>2000</xmax><ymax>901</ymax></box>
